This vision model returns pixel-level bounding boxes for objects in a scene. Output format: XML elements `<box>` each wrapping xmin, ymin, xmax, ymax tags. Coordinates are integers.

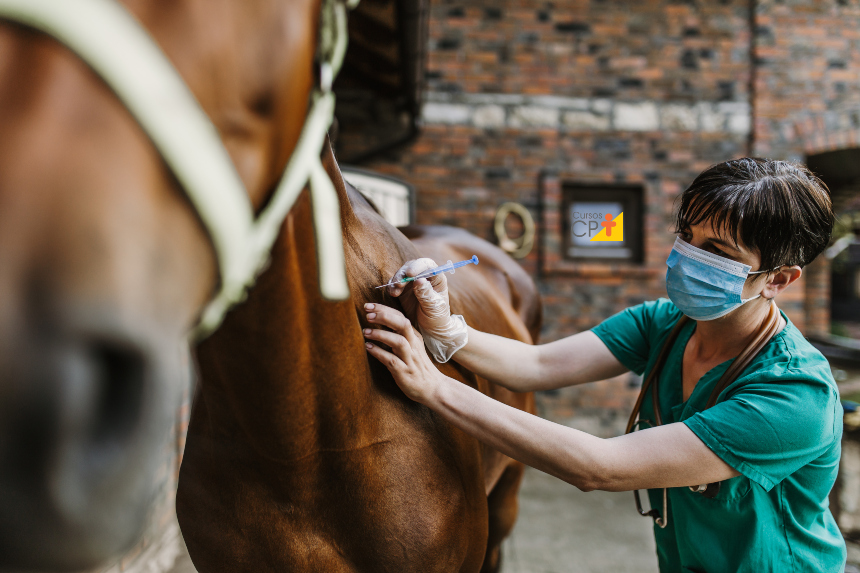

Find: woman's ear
<box><xmin>762</xmin><ymin>266</ymin><xmax>802</xmax><ymax>299</ymax></box>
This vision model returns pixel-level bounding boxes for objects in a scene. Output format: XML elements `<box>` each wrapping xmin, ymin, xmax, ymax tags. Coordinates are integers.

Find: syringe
<box><xmin>375</xmin><ymin>255</ymin><xmax>479</xmax><ymax>289</ymax></box>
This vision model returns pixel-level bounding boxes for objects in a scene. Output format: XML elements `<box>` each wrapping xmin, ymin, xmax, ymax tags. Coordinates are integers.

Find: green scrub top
<box><xmin>592</xmin><ymin>299</ymin><xmax>845</xmax><ymax>573</ymax></box>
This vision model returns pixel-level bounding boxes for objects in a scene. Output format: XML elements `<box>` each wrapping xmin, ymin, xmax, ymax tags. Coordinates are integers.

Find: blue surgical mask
<box><xmin>666</xmin><ymin>237</ymin><xmax>769</xmax><ymax>321</ymax></box>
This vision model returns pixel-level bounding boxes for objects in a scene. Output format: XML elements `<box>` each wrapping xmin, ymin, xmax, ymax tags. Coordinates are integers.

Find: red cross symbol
<box><xmin>601</xmin><ymin>213</ymin><xmax>616</xmax><ymax>237</ymax></box>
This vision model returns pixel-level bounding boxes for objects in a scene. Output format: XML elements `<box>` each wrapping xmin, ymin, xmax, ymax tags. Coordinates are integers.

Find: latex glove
<box><xmin>386</xmin><ymin>258</ymin><xmax>468</xmax><ymax>363</ymax></box>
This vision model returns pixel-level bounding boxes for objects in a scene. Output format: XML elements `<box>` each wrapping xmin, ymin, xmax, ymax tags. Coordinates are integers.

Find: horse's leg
<box><xmin>481</xmin><ymin>460</ymin><xmax>527</xmax><ymax>573</ymax></box>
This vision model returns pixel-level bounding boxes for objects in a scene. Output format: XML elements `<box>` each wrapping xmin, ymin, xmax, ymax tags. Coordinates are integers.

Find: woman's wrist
<box><xmin>418</xmin><ymin>371</ymin><xmax>453</xmax><ymax>408</ymax></box>
<box><xmin>420</xmin><ymin>314</ymin><xmax>469</xmax><ymax>363</ymax></box>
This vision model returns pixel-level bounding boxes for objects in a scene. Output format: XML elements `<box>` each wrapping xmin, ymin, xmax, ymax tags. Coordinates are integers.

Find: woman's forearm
<box><xmin>426</xmin><ymin>376</ymin><xmax>740</xmax><ymax>493</ymax></box>
<box><xmin>452</xmin><ymin>327</ymin><xmax>544</xmax><ymax>391</ymax></box>
<box><xmin>453</xmin><ymin>328</ymin><xmax>628</xmax><ymax>393</ymax></box>
<box><xmin>429</xmin><ymin>373</ymin><xmax>606</xmax><ymax>490</ymax></box>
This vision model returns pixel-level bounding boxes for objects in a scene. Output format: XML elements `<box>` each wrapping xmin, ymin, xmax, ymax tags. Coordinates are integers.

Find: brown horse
<box><xmin>177</xmin><ymin>140</ymin><xmax>539</xmax><ymax>572</ymax></box>
<box><xmin>0</xmin><ymin>0</ymin><xmax>540</xmax><ymax>571</ymax></box>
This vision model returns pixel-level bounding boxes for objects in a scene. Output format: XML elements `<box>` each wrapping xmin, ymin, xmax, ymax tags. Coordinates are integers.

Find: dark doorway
<box><xmin>807</xmin><ymin>148</ymin><xmax>860</xmax><ymax>335</ymax></box>
<box><xmin>332</xmin><ymin>0</ymin><xmax>429</xmax><ymax>164</ymax></box>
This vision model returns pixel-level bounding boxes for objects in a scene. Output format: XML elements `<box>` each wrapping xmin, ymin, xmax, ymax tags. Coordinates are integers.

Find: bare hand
<box><xmin>363</xmin><ymin>303</ymin><xmax>446</xmax><ymax>404</ymax></box>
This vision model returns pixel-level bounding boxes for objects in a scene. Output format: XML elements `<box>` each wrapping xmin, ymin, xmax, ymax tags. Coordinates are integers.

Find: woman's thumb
<box><xmin>414</xmin><ymin>278</ymin><xmax>447</xmax><ymax>314</ymax></box>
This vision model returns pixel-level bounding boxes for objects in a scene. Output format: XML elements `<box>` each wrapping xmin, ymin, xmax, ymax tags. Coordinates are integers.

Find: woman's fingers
<box><xmin>386</xmin><ymin>258</ymin><xmax>438</xmax><ymax>297</ymax></box>
<box><xmin>365</xmin><ymin>304</ymin><xmax>415</xmax><ymax>339</ymax></box>
<box><xmin>364</xmin><ymin>303</ymin><xmax>441</xmax><ymax>405</ymax></box>
<box><xmin>365</xmin><ymin>341</ymin><xmax>406</xmax><ymax>371</ymax></box>
<box><xmin>364</xmin><ymin>328</ymin><xmax>415</xmax><ymax>361</ymax></box>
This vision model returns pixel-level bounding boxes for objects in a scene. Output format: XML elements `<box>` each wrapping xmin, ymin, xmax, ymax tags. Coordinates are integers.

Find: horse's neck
<box><xmin>193</xmin><ymin>142</ymin><xmax>416</xmax><ymax>460</ymax></box>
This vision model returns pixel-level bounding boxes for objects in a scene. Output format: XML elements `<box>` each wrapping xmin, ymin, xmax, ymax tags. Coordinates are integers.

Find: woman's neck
<box><xmin>689</xmin><ymin>299</ymin><xmax>782</xmax><ymax>362</ymax></box>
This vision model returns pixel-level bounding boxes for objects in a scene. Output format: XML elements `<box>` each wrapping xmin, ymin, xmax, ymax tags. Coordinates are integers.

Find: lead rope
<box><xmin>625</xmin><ymin>301</ymin><xmax>780</xmax><ymax>528</ymax></box>
<box><xmin>0</xmin><ymin>0</ymin><xmax>360</xmax><ymax>340</ymax></box>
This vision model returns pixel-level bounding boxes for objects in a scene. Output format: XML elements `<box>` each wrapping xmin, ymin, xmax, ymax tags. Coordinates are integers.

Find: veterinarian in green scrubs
<box><xmin>593</xmin><ymin>298</ymin><xmax>842</xmax><ymax>571</ymax></box>
<box><xmin>363</xmin><ymin>158</ymin><xmax>846</xmax><ymax>572</ymax></box>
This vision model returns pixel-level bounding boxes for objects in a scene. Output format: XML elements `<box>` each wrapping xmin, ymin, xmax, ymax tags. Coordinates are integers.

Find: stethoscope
<box><xmin>624</xmin><ymin>301</ymin><xmax>781</xmax><ymax>528</ymax></box>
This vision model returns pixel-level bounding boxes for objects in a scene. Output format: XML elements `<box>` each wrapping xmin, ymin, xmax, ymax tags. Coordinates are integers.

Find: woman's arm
<box><xmin>433</xmin><ymin>375</ymin><xmax>739</xmax><ymax>491</ymax></box>
<box><xmin>364</xmin><ymin>304</ymin><xmax>739</xmax><ymax>492</ymax></box>
<box><xmin>381</xmin><ymin>256</ymin><xmax>627</xmax><ymax>391</ymax></box>
<box><xmin>454</xmin><ymin>328</ymin><xmax>629</xmax><ymax>392</ymax></box>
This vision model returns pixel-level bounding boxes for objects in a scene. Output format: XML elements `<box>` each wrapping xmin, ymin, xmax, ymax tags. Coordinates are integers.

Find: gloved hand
<box><xmin>386</xmin><ymin>258</ymin><xmax>468</xmax><ymax>363</ymax></box>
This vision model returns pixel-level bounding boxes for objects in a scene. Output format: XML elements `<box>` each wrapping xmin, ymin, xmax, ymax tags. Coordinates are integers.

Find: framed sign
<box><xmin>561</xmin><ymin>184</ymin><xmax>644</xmax><ymax>263</ymax></box>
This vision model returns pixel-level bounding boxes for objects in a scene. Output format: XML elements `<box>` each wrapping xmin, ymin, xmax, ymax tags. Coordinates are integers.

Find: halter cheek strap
<box><xmin>0</xmin><ymin>0</ymin><xmax>358</xmax><ymax>339</ymax></box>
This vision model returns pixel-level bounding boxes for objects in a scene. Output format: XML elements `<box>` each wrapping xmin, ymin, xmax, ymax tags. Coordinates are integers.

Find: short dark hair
<box><xmin>675</xmin><ymin>158</ymin><xmax>834</xmax><ymax>270</ymax></box>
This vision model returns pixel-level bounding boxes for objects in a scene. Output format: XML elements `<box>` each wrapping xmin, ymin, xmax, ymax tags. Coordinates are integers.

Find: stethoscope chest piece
<box><xmin>689</xmin><ymin>482</ymin><xmax>721</xmax><ymax>498</ymax></box>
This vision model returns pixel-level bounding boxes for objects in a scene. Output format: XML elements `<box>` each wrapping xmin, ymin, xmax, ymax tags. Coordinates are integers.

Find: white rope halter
<box><xmin>0</xmin><ymin>0</ymin><xmax>359</xmax><ymax>339</ymax></box>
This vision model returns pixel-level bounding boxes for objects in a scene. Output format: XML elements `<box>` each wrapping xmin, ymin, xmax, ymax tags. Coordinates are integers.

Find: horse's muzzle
<box><xmin>0</xmin><ymin>307</ymin><xmax>173</xmax><ymax>570</ymax></box>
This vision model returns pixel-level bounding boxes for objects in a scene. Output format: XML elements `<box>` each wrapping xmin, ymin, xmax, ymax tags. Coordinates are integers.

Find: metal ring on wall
<box><xmin>494</xmin><ymin>202</ymin><xmax>535</xmax><ymax>259</ymax></box>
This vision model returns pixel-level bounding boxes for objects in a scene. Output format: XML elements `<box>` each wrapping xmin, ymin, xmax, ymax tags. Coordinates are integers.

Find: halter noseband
<box><xmin>0</xmin><ymin>0</ymin><xmax>358</xmax><ymax>339</ymax></box>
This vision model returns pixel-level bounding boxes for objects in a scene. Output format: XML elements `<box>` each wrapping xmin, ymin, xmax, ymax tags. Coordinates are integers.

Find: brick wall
<box><xmin>369</xmin><ymin>0</ymin><xmax>752</xmax><ymax>333</ymax></box>
<box><xmin>752</xmin><ymin>0</ymin><xmax>860</xmax><ymax>336</ymax></box>
<box><xmin>361</xmin><ymin>0</ymin><xmax>860</xmax><ymax>419</ymax></box>
<box><xmin>752</xmin><ymin>0</ymin><xmax>860</xmax><ymax>161</ymax></box>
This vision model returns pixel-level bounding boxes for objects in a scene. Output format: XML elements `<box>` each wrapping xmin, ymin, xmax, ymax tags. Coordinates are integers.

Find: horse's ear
<box><xmin>320</xmin><ymin>133</ymin><xmax>339</xmax><ymax>181</ymax></box>
<box><xmin>328</xmin><ymin>117</ymin><xmax>339</xmax><ymax>147</ymax></box>
<box><xmin>319</xmin><ymin>132</ymin><xmax>357</xmax><ymax>221</ymax></box>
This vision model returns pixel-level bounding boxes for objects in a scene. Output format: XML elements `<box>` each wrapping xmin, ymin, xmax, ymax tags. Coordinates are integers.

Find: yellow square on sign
<box><xmin>589</xmin><ymin>212</ymin><xmax>624</xmax><ymax>242</ymax></box>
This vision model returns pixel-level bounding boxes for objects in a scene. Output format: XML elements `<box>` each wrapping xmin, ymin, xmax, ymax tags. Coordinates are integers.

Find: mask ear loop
<box><xmin>746</xmin><ymin>265</ymin><xmax>784</xmax><ymax>302</ymax></box>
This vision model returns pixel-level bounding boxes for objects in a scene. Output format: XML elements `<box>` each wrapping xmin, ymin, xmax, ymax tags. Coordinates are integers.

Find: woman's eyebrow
<box><xmin>705</xmin><ymin>236</ymin><xmax>742</xmax><ymax>253</ymax></box>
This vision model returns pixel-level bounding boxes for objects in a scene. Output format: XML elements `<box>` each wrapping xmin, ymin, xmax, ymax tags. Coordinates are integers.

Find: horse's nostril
<box><xmin>87</xmin><ymin>341</ymin><xmax>145</xmax><ymax>448</ymax></box>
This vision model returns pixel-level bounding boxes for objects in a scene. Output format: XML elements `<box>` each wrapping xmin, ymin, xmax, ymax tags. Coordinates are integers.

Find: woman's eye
<box><xmin>711</xmin><ymin>247</ymin><xmax>735</xmax><ymax>260</ymax></box>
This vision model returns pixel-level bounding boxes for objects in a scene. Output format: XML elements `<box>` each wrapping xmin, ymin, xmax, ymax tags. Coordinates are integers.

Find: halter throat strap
<box><xmin>0</xmin><ymin>0</ymin><xmax>357</xmax><ymax>339</ymax></box>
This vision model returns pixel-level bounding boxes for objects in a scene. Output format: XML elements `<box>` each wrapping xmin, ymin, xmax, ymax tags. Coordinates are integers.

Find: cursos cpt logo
<box><xmin>571</xmin><ymin>211</ymin><xmax>624</xmax><ymax>242</ymax></box>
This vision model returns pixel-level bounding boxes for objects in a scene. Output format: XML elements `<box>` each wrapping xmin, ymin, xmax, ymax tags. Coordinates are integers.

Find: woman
<box><xmin>363</xmin><ymin>158</ymin><xmax>845</xmax><ymax>572</ymax></box>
